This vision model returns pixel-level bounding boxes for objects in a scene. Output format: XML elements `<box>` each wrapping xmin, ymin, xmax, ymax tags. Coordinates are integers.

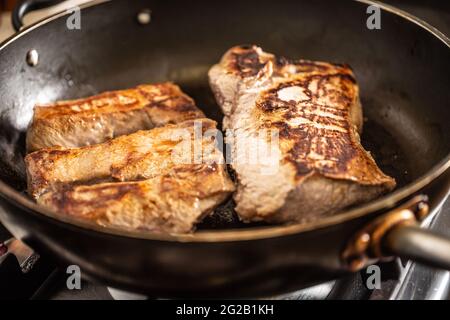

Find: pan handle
<box><xmin>383</xmin><ymin>225</ymin><xmax>450</xmax><ymax>270</ymax></box>
<box><xmin>342</xmin><ymin>195</ymin><xmax>450</xmax><ymax>271</ymax></box>
<box><xmin>12</xmin><ymin>0</ymin><xmax>65</xmax><ymax>31</ymax></box>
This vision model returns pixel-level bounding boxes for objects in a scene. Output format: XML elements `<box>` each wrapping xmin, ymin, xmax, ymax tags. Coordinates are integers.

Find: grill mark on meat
<box><xmin>48</xmin><ymin>182</ymin><xmax>141</xmax><ymax>215</ymax></box>
<box><xmin>38</xmin><ymin>161</ymin><xmax>235</xmax><ymax>233</ymax></box>
<box><xmin>34</xmin><ymin>92</ymin><xmax>142</xmax><ymax>118</ymax></box>
<box><xmin>154</xmin><ymin>99</ymin><xmax>201</xmax><ymax>114</ymax></box>
<box><xmin>137</xmin><ymin>88</ymin><xmax>200</xmax><ymax>114</ymax></box>
<box><xmin>230</xmin><ymin>50</ymin><xmax>267</xmax><ymax>77</ymax></box>
<box><xmin>27</xmin><ymin>82</ymin><xmax>205</xmax><ymax>152</ymax></box>
<box><xmin>275</xmin><ymin>56</ymin><xmax>331</xmax><ymax>71</ymax></box>
<box><xmin>256</xmin><ymin>72</ymin><xmax>360</xmax><ymax>180</ymax></box>
<box><xmin>226</xmin><ymin>46</ymin><xmax>358</xmax><ymax>81</ymax></box>
<box><xmin>259</xmin><ymin>74</ymin><xmax>356</xmax><ymax>108</ymax></box>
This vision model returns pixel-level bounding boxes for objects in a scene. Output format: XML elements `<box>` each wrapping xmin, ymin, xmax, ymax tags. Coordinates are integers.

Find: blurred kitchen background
<box><xmin>1</xmin><ymin>1</ymin><xmax>449</xmax><ymax>42</ymax></box>
<box><xmin>0</xmin><ymin>1</ymin><xmax>448</xmax><ymax>42</ymax></box>
<box><xmin>0</xmin><ymin>0</ymin><xmax>90</xmax><ymax>41</ymax></box>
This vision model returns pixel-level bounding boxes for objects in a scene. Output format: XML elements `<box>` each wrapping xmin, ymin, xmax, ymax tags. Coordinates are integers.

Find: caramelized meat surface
<box><xmin>26</xmin><ymin>119</ymin><xmax>234</xmax><ymax>233</ymax></box>
<box><xmin>39</xmin><ymin>163</ymin><xmax>234</xmax><ymax>234</ymax></box>
<box><xmin>26</xmin><ymin>82</ymin><xmax>205</xmax><ymax>152</ymax></box>
<box><xmin>209</xmin><ymin>45</ymin><xmax>395</xmax><ymax>223</ymax></box>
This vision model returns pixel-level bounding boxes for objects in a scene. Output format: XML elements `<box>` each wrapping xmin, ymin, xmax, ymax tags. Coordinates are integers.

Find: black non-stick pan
<box><xmin>0</xmin><ymin>0</ymin><xmax>449</xmax><ymax>297</ymax></box>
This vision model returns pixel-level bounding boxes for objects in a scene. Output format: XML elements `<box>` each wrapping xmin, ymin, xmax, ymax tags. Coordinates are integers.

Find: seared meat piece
<box><xmin>25</xmin><ymin>118</ymin><xmax>224</xmax><ymax>199</ymax></box>
<box><xmin>26</xmin><ymin>118</ymin><xmax>234</xmax><ymax>233</ymax></box>
<box><xmin>38</xmin><ymin>163</ymin><xmax>234</xmax><ymax>234</ymax></box>
<box><xmin>209</xmin><ymin>45</ymin><xmax>396</xmax><ymax>223</ymax></box>
<box><xmin>26</xmin><ymin>82</ymin><xmax>204</xmax><ymax>152</ymax></box>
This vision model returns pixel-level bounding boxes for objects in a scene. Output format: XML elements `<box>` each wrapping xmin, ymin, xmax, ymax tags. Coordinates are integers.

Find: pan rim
<box><xmin>0</xmin><ymin>0</ymin><xmax>449</xmax><ymax>243</ymax></box>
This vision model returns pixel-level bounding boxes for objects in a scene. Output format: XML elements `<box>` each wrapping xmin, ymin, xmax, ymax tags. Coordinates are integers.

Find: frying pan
<box><xmin>0</xmin><ymin>0</ymin><xmax>449</xmax><ymax>298</ymax></box>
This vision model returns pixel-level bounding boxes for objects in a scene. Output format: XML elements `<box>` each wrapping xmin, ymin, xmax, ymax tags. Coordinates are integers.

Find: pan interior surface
<box><xmin>0</xmin><ymin>0</ymin><xmax>449</xmax><ymax>235</ymax></box>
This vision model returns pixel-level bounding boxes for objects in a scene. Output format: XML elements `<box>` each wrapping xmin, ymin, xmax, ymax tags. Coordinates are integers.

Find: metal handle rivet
<box><xmin>26</xmin><ymin>49</ymin><xmax>39</xmax><ymax>67</ymax></box>
<box><xmin>137</xmin><ymin>9</ymin><xmax>152</xmax><ymax>25</ymax></box>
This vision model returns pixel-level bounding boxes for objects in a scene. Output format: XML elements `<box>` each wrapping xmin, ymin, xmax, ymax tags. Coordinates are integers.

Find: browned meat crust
<box><xmin>38</xmin><ymin>163</ymin><xmax>234</xmax><ymax>234</ymax></box>
<box><xmin>26</xmin><ymin>118</ymin><xmax>222</xmax><ymax>197</ymax></box>
<box><xmin>26</xmin><ymin>119</ymin><xmax>235</xmax><ymax>233</ymax></box>
<box><xmin>209</xmin><ymin>45</ymin><xmax>395</xmax><ymax>223</ymax></box>
<box><xmin>26</xmin><ymin>82</ymin><xmax>205</xmax><ymax>152</ymax></box>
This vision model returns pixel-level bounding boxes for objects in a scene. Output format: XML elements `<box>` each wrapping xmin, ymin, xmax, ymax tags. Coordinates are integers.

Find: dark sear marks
<box><xmin>26</xmin><ymin>82</ymin><xmax>205</xmax><ymax>152</ymax></box>
<box><xmin>208</xmin><ymin>45</ymin><xmax>396</xmax><ymax>223</ymax></box>
<box><xmin>38</xmin><ymin>162</ymin><xmax>234</xmax><ymax>233</ymax></box>
<box><xmin>226</xmin><ymin>45</ymin><xmax>355</xmax><ymax>80</ymax></box>
<box><xmin>137</xmin><ymin>84</ymin><xmax>202</xmax><ymax>115</ymax></box>
<box><xmin>230</xmin><ymin>50</ymin><xmax>267</xmax><ymax>77</ymax></box>
<box><xmin>46</xmin><ymin>182</ymin><xmax>141</xmax><ymax>215</ymax></box>
<box><xmin>256</xmin><ymin>72</ymin><xmax>360</xmax><ymax>181</ymax></box>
